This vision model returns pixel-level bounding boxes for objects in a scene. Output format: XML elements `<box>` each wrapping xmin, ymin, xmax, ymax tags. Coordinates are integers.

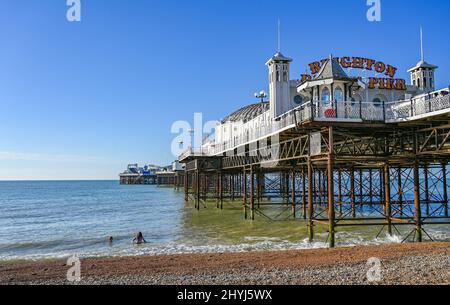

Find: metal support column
<box><xmin>384</xmin><ymin>164</ymin><xmax>392</xmax><ymax>236</ymax></box>
<box><xmin>328</xmin><ymin>127</ymin><xmax>335</xmax><ymax>248</ymax></box>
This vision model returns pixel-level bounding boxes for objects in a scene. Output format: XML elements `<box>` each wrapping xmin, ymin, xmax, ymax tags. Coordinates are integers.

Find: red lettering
<box><xmin>385</xmin><ymin>65</ymin><xmax>397</xmax><ymax>78</ymax></box>
<box><xmin>395</xmin><ymin>79</ymin><xmax>407</xmax><ymax>91</ymax></box>
<box><xmin>368</xmin><ymin>77</ymin><xmax>378</xmax><ymax>89</ymax></box>
<box><xmin>301</xmin><ymin>74</ymin><xmax>312</xmax><ymax>83</ymax></box>
<box><xmin>375</xmin><ymin>62</ymin><xmax>386</xmax><ymax>73</ymax></box>
<box><xmin>340</xmin><ymin>57</ymin><xmax>352</xmax><ymax>68</ymax></box>
<box><xmin>385</xmin><ymin>78</ymin><xmax>395</xmax><ymax>89</ymax></box>
<box><xmin>352</xmin><ymin>57</ymin><xmax>365</xmax><ymax>69</ymax></box>
<box><xmin>309</xmin><ymin>62</ymin><xmax>322</xmax><ymax>74</ymax></box>
<box><xmin>365</xmin><ymin>59</ymin><xmax>376</xmax><ymax>71</ymax></box>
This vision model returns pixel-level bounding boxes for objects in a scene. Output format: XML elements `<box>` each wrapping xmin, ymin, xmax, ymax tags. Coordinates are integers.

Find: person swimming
<box><xmin>133</xmin><ymin>232</ymin><xmax>147</xmax><ymax>244</ymax></box>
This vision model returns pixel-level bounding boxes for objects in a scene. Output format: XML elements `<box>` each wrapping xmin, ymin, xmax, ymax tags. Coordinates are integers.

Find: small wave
<box><xmin>243</xmin><ymin>236</ymin><xmax>283</xmax><ymax>242</ymax></box>
<box><xmin>0</xmin><ymin>239</ymin><xmax>326</xmax><ymax>261</ymax></box>
<box><xmin>0</xmin><ymin>230</ymin><xmax>448</xmax><ymax>262</ymax></box>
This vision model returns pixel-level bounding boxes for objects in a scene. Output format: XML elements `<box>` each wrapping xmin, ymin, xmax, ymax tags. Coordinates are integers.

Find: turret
<box><xmin>266</xmin><ymin>52</ymin><xmax>292</xmax><ymax>118</ymax></box>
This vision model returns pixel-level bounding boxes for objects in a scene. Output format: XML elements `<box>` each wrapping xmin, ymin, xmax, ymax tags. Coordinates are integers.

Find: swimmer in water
<box><xmin>133</xmin><ymin>232</ymin><xmax>147</xmax><ymax>244</ymax></box>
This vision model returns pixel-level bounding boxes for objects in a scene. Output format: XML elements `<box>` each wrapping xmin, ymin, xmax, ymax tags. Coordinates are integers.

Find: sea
<box><xmin>0</xmin><ymin>180</ymin><xmax>449</xmax><ymax>261</ymax></box>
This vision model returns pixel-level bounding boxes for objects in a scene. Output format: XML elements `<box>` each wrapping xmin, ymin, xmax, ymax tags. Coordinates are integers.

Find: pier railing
<box><xmin>180</xmin><ymin>94</ymin><xmax>450</xmax><ymax>159</ymax></box>
<box><xmin>211</xmin><ymin>100</ymin><xmax>388</xmax><ymax>155</ymax></box>
<box><xmin>179</xmin><ymin>147</ymin><xmax>215</xmax><ymax>161</ymax></box>
<box><xmin>385</xmin><ymin>94</ymin><xmax>450</xmax><ymax>122</ymax></box>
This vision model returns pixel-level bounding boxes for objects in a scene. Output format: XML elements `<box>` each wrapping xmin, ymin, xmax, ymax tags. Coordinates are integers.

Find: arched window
<box><xmin>321</xmin><ymin>87</ymin><xmax>330</xmax><ymax>104</ymax></box>
<box><xmin>373</xmin><ymin>98</ymin><xmax>381</xmax><ymax>104</ymax></box>
<box><xmin>334</xmin><ymin>87</ymin><xmax>344</xmax><ymax>102</ymax></box>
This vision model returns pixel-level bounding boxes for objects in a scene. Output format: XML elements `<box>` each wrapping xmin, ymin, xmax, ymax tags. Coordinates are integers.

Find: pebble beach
<box><xmin>1</xmin><ymin>243</ymin><xmax>448</xmax><ymax>285</ymax></box>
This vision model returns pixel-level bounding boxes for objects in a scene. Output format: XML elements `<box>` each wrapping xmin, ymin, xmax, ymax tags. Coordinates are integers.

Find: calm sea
<box><xmin>0</xmin><ymin>180</ymin><xmax>449</xmax><ymax>261</ymax></box>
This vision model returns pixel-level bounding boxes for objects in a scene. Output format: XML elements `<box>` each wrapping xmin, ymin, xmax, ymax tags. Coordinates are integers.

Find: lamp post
<box><xmin>254</xmin><ymin>90</ymin><xmax>267</xmax><ymax>103</ymax></box>
<box><xmin>188</xmin><ymin>129</ymin><xmax>194</xmax><ymax>153</ymax></box>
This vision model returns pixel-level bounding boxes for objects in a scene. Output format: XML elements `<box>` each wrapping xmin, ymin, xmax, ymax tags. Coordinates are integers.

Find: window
<box><xmin>334</xmin><ymin>87</ymin><xmax>344</xmax><ymax>102</ymax></box>
<box><xmin>418</xmin><ymin>79</ymin><xmax>421</xmax><ymax>87</ymax></box>
<box><xmin>321</xmin><ymin>87</ymin><xmax>330</xmax><ymax>104</ymax></box>
<box><xmin>294</xmin><ymin>95</ymin><xmax>303</xmax><ymax>105</ymax></box>
<box><xmin>372</xmin><ymin>97</ymin><xmax>385</xmax><ymax>108</ymax></box>
<box><xmin>413</xmin><ymin>79</ymin><xmax>416</xmax><ymax>86</ymax></box>
<box><xmin>424</xmin><ymin>78</ymin><xmax>427</xmax><ymax>88</ymax></box>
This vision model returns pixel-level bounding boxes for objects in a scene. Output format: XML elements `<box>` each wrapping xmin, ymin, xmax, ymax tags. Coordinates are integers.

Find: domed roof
<box><xmin>222</xmin><ymin>102</ymin><xmax>269</xmax><ymax>123</ymax></box>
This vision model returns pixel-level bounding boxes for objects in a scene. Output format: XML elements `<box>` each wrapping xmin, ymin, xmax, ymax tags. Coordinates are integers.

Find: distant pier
<box><xmin>119</xmin><ymin>163</ymin><xmax>185</xmax><ymax>186</ymax></box>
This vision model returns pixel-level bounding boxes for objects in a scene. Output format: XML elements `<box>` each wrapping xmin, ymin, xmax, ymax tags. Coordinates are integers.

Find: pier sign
<box><xmin>368</xmin><ymin>77</ymin><xmax>406</xmax><ymax>90</ymax></box>
<box><xmin>301</xmin><ymin>56</ymin><xmax>407</xmax><ymax>91</ymax></box>
<box><xmin>308</xmin><ymin>57</ymin><xmax>398</xmax><ymax>77</ymax></box>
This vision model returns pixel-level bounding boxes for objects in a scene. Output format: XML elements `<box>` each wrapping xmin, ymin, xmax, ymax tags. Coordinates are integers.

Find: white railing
<box><xmin>179</xmin><ymin>147</ymin><xmax>214</xmax><ymax>161</ymax></box>
<box><xmin>212</xmin><ymin>102</ymin><xmax>312</xmax><ymax>155</ymax></box>
<box><xmin>180</xmin><ymin>93</ymin><xmax>450</xmax><ymax>159</ymax></box>
<box><xmin>385</xmin><ymin>94</ymin><xmax>450</xmax><ymax>121</ymax></box>
<box><xmin>312</xmin><ymin>100</ymin><xmax>384</xmax><ymax>121</ymax></box>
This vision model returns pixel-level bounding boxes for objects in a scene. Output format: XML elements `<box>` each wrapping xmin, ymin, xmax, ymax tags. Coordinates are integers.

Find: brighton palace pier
<box><xmin>178</xmin><ymin>48</ymin><xmax>450</xmax><ymax>247</ymax></box>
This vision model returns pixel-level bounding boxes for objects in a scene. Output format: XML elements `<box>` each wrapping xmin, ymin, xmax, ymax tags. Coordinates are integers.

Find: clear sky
<box><xmin>0</xmin><ymin>0</ymin><xmax>449</xmax><ymax>180</ymax></box>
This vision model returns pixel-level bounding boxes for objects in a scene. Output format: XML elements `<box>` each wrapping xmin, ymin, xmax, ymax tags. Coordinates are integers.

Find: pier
<box><xmin>119</xmin><ymin>163</ymin><xmax>185</xmax><ymax>186</ymax></box>
<box><xmin>119</xmin><ymin>164</ymin><xmax>157</xmax><ymax>185</ymax></box>
<box><xmin>178</xmin><ymin>52</ymin><xmax>450</xmax><ymax>247</ymax></box>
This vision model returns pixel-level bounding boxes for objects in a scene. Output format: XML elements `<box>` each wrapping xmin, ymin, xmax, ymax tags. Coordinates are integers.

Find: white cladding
<box><xmin>266</xmin><ymin>52</ymin><xmax>293</xmax><ymax>118</ymax></box>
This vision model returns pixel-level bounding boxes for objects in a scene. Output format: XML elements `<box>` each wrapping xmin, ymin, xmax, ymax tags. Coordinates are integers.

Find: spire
<box><xmin>420</xmin><ymin>26</ymin><xmax>424</xmax><ymax>62</ymax></box>
<box><xmin>265</xmin><ymin>19</ymin><xmax>292</xmax><ymax>65</ymax></box>
<box><xmin>407</xmin><ymin>26</ymin><xmax>438</xmax><ymax>72</ymax></box>
<box><xmin>277</xmin><ymin>18</ymin><xmax>281</xmax><ymax>53</ymax></box>
<box><xmin>314</xmin><ymin>55</ymin><xmax>350</xmax><ymax>81</ymax></box>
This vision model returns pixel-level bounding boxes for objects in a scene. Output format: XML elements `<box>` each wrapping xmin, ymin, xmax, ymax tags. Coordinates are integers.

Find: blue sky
<box><xmin>0</xmin><ymin>0</ymin><xmax>449</xmax><ymax>180</ymax></box>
